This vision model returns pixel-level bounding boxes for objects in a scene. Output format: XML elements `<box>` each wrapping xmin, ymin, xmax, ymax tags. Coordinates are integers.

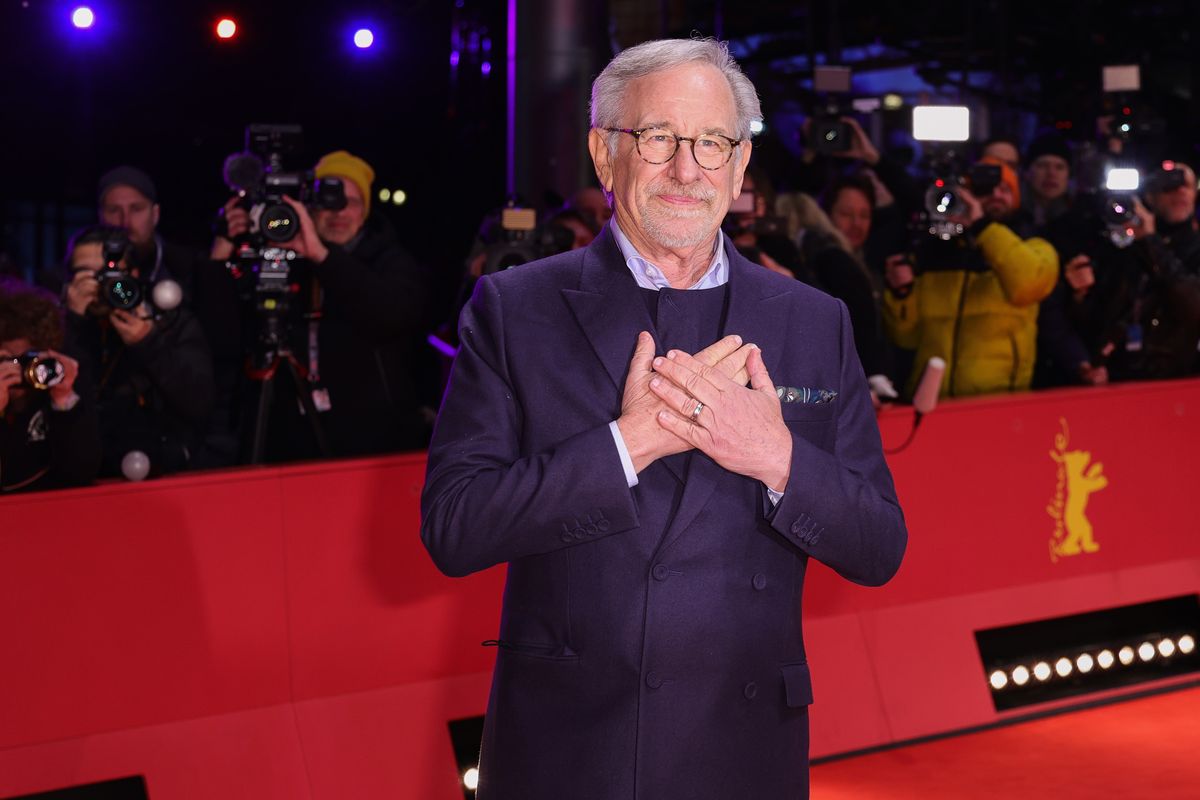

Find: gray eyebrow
<box><xmin>636</xmin><ymin>121</ymin><xmax>734</xmax><ymax>138</ymax></box>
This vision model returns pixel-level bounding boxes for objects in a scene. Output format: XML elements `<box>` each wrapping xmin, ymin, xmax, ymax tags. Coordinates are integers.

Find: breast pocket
<box><xmin>781</xmin><ymin>403</ymin><xmax>836</xmax><ymax>453</ymax></box>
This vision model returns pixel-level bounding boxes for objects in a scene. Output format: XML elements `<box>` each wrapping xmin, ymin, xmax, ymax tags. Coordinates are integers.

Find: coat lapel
<box><xmin>654</xmin><ymin>242</ymin><xmax>798</xmax><ymax>557</ymax></box>
<box><xmin>561</xmin><ymin>226</ymin><xmax>656</xmax><ymax>394</ymax></box>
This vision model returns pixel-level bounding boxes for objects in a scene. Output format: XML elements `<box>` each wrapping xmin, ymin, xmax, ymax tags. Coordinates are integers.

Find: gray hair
<box><xmin>590</xmin><ymin>38</ymin><xmax>762</xmax><ymax>142</ymax></box>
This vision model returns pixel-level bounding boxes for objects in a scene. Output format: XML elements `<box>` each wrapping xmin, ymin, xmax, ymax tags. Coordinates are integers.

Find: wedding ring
<box><xmin>690</xmin><ymin>401</ymin><xmax>705</xmax><ymax>421</ymax></box>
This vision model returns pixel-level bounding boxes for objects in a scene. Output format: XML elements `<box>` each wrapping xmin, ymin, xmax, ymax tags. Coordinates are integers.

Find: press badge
<box><xmin>1125</xmin><ymin>323</ymin><xmax>1143</xmax><ymax>352</ymax></box>
<box><xmin>311</xmin><ymin>388</ymin><xmax>333</xmax><ymax>412</ymax></box>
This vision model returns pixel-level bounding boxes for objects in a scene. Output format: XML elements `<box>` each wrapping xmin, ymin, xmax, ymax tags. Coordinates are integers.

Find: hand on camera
<box><xmin>884</xmin><ymin>254</ymin><xmax>915</xmax><ymax>294</ymax></box>
<box><xmin>1130</xmin><ymin>198</ymin><xmax>1156</xmax><ymax>240</ymax></box>
<box><xmin>45</xmin><ymin>351</ymin><xmax>80</xmax><ymax>407</ymax></box>
<box><xmin>65</xmin><ymin>269</ymin><xmax>99</xmax><ymax>316</ymax></box>
<box><xmin>110</xmin><ymin>308</ymin><xmax>154</xmax><ymax>345</ymax></box>
<box><xmin>280</xmin><ymin>196</ymin><xmax>329</xmax><ymax>264</ymax></box>
<box><xmin>836</xmin><ymin>117</ymin><xmax>880</xmax><ymax>165</ymax></box>
<box><xmin>210</xmin><ymin>197</ymin><xmax>252</xmax><ymax>260</ymax></box>
<box><xmin>950</xmin><ymin>185</ymin><xmax>985</xmax><ymax>226</ymax></box>
<box><xmin>1078</xmin><ymin>361</ymin><xmax>1109</xmax><ymax>386</ymax></box>
<box><xmin>1063</xmin><ymin>254</ymin><xmax>1095</xmax><ymax>299</ymax></box>
<box><xmin>0</xmin><ymin>358</ymin><xmax>20</xmax><ymax>415</ymax></box>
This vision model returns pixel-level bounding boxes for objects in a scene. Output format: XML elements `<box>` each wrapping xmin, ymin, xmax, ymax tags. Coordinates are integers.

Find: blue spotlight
<box><xmin>353</xmin><ymin>28</ymin><xmax>374</xmax><ymax>49</ymax></box>
<box><xmin>71</xmin><ymin>6</ymin><xmax>95</xmax><ymax>29</ymax></box>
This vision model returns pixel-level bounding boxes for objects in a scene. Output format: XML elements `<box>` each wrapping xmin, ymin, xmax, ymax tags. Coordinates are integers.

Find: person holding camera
<box><xmin>63</xmin><ymin>225</ymin><xmax>213</xmax><ymax>478</ymax></box>
<box><xmin>210</xmin><ymin>150</ymin><xmax>433</xmax><ymax>461</ymax></box>
<box><xmin>1145</xmin><ymin>162</ymin><xmax>1200</xmax><ymax>276</ymax></box>
<box><xmin>1</xmin><ymin>278</ymin><xmax>100</xmax><ymax>492</ymax></box>
<box><xmin>882</xmin><ymin>156</ymin><xmax>1060</xmax><ymax>398</ymax></box>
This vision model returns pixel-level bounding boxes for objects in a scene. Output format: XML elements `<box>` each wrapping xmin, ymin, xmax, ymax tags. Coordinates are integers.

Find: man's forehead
<box><xmin>102</xmin><ymin>185</ymin><xmax>152</xmax><ymax>207</ymax></box>
<box><xmin>71</xmin><ymin>242</ymin><xmax>104</xmax><ymax>265</ymax></box>
<box><xmin>625</xmin><ymin>63</ymin><xmax>737</xmax><ymax>133</ymax></box>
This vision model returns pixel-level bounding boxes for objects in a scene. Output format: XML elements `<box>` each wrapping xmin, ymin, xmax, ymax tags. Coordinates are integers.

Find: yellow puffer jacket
<box><xmin>883</xmin><ymin>222</ymin><xmax>1059</xmax><ymax>398</ymax></box>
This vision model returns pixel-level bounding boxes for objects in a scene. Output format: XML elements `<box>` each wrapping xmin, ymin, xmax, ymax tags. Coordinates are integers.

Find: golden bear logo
<box><xmin>1047</xmin><ymin>418</ymin><xmax>1107</xmax><ymax>562</ymax></box>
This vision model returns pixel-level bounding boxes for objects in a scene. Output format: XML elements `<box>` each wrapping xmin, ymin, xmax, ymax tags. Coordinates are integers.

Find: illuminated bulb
<box><xmin>1076</xmin><ymin>653</ymin><xmax>1095</xmax><ymax>674</ymax></box>
<box><xmin>463</xmin><ymin>767</ymin><xmax>479</xmax><ymax>791</ymax></box>
<box><xmin>1158</xmin><ymin>639</ymin><xmax>1176</xmax><ymax>658</ymax></box>
<box><xmin>1011</xmin><ymin>666</ymin><xmax>1030</xmax><ymax>686</ymax></box>
<box><xmin>216</xmin><ymin>18</ymin><xmax>237</xmax><ymax>39</ymax></box>
<box><xmin>1033</xmin><ymin>662</ymin><xmax>1052</xmax><ymax>682</ymax></box>
<box><xmin>1138</xmin><ymin>642</ymin><xmax>1155</xmax><ymax>662</ymax></box>
<box><xmin>1097</xmin><ymin>650</ymin><xmax>1115</xmax><ymax>669</ymax></box>
<box><xmin>378</xmin><ymin>188</ymin><xmax>391</xmax><ymax>203</ymax></box>
<box><xmin>883</xmin><ymin>93</ymin><xmax>904</xmax><ymax>110</ymax></box>
<box><xmin>393</xmin><ymin>189</ymin><xmax>407</xmax><ymax>206</ymax></box>
<box><xmin>749</xmin><ymin>119</ymin><xmax>765</xmax><ymax>135</ymax></box>
<box><xmin>1055</xmin><ymin>657</ymin><xmax>1073</xmax><ymax>678</ymax></box>
<box><xmin>72</xmin><ymin>6</ymin><xmax>95</xmax><ymax>28</ymax></box>
<box><xmin>1119</xmin><ymin>646</ymin><xmax>1135</xmax><ymax>665</ymax></box>
<box><xmin>1179</xmin><ymin>635</ymin><xmax>1195</xmax><ymax>655</ymax></box>
<box><xmin>989</xmin><ymin>670</ymin><xmax>1008</xmax><ymax>690</ymax></box>
<box><xmin>354</xmin><ymin>28</ymin><xmax>375</xmax><ymax>49</ymax></box>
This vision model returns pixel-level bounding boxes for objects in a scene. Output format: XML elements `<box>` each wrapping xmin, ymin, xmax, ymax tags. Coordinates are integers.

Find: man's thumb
<box><xmin>630</xmin><ymin>330</ymin><xmax>655</xmax><ymax>372</ymax></box>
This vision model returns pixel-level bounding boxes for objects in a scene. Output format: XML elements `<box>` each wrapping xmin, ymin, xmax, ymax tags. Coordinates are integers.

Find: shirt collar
<box><xmin>609</xmin><ymin>217</ymin><xmax>728</xmax><ymax>291</ymax></box>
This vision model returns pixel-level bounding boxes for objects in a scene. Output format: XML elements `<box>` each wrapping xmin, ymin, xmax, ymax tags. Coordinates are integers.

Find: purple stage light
<box><xmin>481</xmin><ymin>61</ymin><xmax>492</xmax><ymax>76</ymax></box>
<box><xmin>71</xmin><ymin>6</ymin><xmax>95</xmax><ymax>29</ymax></box>
<box><xmin>450</xmin><ymin>50</ymin><xmax>460</xmax><ymax>67</ymax></box>
<box><xmin>353</xmin><ymin>28</ymin><xmax>374</xmax><ymax>49</ymax></box>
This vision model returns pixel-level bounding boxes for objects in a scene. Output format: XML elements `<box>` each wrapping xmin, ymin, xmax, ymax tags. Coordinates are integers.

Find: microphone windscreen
<box><xmin>223</xmin><ymin>152</ymin><xmax>263</xmax><ymax>192</ymax></box>
<box><xmin>912</xmin><ymin>356</ymin><xmax>946</xmax><ymax>415</ymax></box>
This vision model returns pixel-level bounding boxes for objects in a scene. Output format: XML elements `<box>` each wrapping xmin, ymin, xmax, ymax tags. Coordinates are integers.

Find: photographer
<box><xmin>97</xmin><ymin>166</ymin><xmax>205</xmax><ymax>302</ymax></box>
<box><xmin>210</xmin><ymin>150</ymin><xmax>433</xmax><ymax>461</ymax></box>
<box><xmin>1</xmin><ymin>278</ymin><xmax>100</xmax><ymax>492</ymax></box>
<box><xmin>1017</xmin><ymin>132</ymin><xmax>1074</xmax><ymax>233</ymax></box>
<box><xmin>882</xmin><ymin>157</ymin><xmax>1060</xmax><ymax>398</ymax></box>
<box><xmin>64</xmin><ymin>225</ymin><xmax>213</xmax><ymax>478</ymax></box>
<box><xmin>1038</xmin><ymin>160</ymin><xmax>1200</xmax><ymax>385</ymax></box>
<box><xmin>1145</xmin><ymin>162</ymin><xmax>1200</xmax><ymax>276</ymax></box>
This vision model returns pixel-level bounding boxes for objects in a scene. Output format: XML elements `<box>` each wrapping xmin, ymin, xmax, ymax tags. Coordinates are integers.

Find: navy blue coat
<box><xmin>421</xmin><ymin>226</ymin><xmax>907</xmax><ymax>799</ymax></box>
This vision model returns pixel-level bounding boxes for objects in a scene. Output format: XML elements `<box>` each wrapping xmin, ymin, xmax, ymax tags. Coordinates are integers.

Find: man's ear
<box><xmin>588</xmin><ymin>129</ymin><xmax>615</xmax><ymax>193</ymax></box>
<box><xmin>731</xmin><ymin>140</ymin><xmax>753</xmax><ymax>199</ymax></box>
<box><xmin>152</xmin><ymin>204</ymin><xmax>161</xmax><ymax>229</ymax></box>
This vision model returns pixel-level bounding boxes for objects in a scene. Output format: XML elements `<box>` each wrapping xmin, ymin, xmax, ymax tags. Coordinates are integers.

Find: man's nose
<box><xmin>669</xmin><ymin>140</ymin><xmax>704</xmax><ymax>183</ymax></box>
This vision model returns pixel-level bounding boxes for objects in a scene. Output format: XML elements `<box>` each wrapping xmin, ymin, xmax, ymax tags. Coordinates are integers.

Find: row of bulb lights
<box><xmin>68</xmin><ymin>8</ymin><xmax>379</xmax><ymax>49</ymax></box>
<box><xmin>989</xmin><ymin>634</ymin><xmax>1195</xmax><ymax>691</ymax></box>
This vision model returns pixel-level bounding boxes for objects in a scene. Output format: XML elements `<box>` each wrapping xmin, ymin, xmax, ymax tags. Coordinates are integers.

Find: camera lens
<box><xmin>102</xmin><ymin>274</ymin><xmax>143</xmax><ymax>311</ymax></box>
<box><xmin>261</xmin><ymin>202</ymin><xmax>300</xmax><ymax>243</ymax></box>
<box><xmin>18</xmin><ymin>353</ymin><xmax>65</xmax><ymax>390</ymax></box>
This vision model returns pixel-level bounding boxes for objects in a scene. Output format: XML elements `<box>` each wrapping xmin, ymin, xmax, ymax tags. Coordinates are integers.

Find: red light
<box><xmin>1122</xmin><ymin>106</ymin><xmax>1132</xmax><ymax>116</ymax></box>
<box><xmin>935</xmin><ymin>179</ymin><xmax>944</xmax><ymax>188</ymax></box>
<box><xmin>216</xmin><ymin>18</ymin><xmax>237</xmax><ymax>39</ymax></box>
<box><xmin>1163</xmin><ymin>160</ymin><xmax>1176</xmax><ymax>171</ymax></box>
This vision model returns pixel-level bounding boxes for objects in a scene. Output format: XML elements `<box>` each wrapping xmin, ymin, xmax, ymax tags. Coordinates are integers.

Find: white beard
<box><xmin>636</xmin><ymin>180</ymin><xmax>719</xmax><ymax>249</ymax></box>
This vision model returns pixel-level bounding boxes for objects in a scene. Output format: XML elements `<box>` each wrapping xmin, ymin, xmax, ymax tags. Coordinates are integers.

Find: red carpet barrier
<box><xmin>1</xmin><ymin>379</ymin><xmax>1197</xmax><ymax>797</ymax></box>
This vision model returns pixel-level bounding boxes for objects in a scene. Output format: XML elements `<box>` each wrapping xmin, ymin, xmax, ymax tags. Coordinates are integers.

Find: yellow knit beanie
<box><xmin>315</xmin><ymin>150</ymin><xmax>375</xmax><ymax>215</ymax></box>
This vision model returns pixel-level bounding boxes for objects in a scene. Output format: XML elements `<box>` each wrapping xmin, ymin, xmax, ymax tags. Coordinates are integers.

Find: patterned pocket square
<box><xmin>776</xmin><ymin>386</ymin><xmax>838</xmax><ymax>404</ymax></box>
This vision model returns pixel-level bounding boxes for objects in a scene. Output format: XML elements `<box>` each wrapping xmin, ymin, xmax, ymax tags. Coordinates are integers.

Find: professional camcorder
<box><xmin>220</xmin><ymin>124</ymin><xmax>348</xmax><ymax>245</ymax></box>
<box><xmin>8</xmin><ymin>352</ymin><xmax>64</xmax><ymax>390</ymax></box>
<box><xmin>479</xmin><ymin>203</ymin><xmax>574</xmax><ymax>274</ymax></box>
<box><xmin>807</xmin><ymin>66</ymin><xmax>853</xmax><ymax>155</ymax></box>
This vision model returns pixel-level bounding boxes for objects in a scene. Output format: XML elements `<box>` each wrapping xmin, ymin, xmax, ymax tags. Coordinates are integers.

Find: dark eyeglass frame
<box><xmin>605</xmin><ymin>127</ymin><xmax>743</xmax><ymax>170</ymax></box>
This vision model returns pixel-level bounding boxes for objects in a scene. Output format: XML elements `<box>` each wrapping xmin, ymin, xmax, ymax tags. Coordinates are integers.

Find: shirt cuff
<box><xmin>50</xmin><ymin>391</ymin><xmax>81</xmax><ymax>412</ymax></box>
<box><xmin>609</xmin><ymin>420</ymin><xmax>639</xmax><ymax>488</ymax></box>
<box><xmin>765</xmin><ymin>486</ymin><xmax>784</xmax><ymax>506</ymax></box>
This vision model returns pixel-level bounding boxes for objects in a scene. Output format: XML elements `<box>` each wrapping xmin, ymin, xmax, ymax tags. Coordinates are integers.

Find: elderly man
<box><xmin>422</xmin><ymin>38</ymin><xmax>906</xmax><ymax>799</ymax></box>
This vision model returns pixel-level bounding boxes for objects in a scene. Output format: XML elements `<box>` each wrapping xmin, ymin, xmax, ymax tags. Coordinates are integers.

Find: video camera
<box><xmin>479</xmin><ymin>203</ymin><xmax>574</xmax><ymax>274</ymax></box>
<box><xmin>910</xmin><ymin>106</ymin><xmax>1002</xmax><ymax>240</ymax></box>
<box><xmin>807</xmin><ymin>66</ymin><xmax>854</xmax><ymax>154</ymax></box>
<box><xmin>221</xmin><ymin>124</ymin><xmax>347</xmax><ymax>245</ymax></box>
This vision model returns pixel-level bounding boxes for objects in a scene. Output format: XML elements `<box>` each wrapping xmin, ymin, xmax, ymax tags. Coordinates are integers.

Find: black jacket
<box><xmin>0</xmin><ymin>392</ymin><xmax>101</xmax><ymax>492</ymax></box>
<box><xmin>66</xmin><ymin>306</ymin><xmax>214</xmax><ymax>477</ymax></box>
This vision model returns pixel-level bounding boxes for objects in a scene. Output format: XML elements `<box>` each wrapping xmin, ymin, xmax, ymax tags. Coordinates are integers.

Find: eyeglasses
<box><xmin>605</xmin><ymin>127</ymin><xmax>743</xmax><ymax>171</ymax></box>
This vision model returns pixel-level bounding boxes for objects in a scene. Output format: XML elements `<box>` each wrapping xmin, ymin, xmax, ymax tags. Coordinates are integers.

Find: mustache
<box><xmin>647</xmin><ymin>179</ymin><xmax>716</xmax><ymax>203</ymax></box>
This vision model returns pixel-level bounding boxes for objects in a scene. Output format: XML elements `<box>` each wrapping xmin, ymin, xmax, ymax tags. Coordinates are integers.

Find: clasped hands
<box><xmin>616</xmin><ymin>331</ymin><xmax>792</xmax><ymax>492</ymax></box>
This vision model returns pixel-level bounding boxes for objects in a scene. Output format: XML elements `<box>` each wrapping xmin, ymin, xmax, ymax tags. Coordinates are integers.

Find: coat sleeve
<box><xmin>126</xmin><ymin>309</ymin><xmax>215</xmax><ymax>427</ymax></box>
<box><xmin>420</xmin><ymin>275</ymin><xmax>640</xmax><ymax>578</ymax></box>
<box><xmin>314</xmin><ymin>243</ymin><xmax>431</xmax><ymax>340</ymax></box>
<box><xmin>975</xmin><ymin>223</ymin><xmax>1060</xmax><ymax>307</ymax></box>
<box><xmin>768</xmin><ymin>300</ymin><xmax>907</xmax><ymax>586</ymax></box>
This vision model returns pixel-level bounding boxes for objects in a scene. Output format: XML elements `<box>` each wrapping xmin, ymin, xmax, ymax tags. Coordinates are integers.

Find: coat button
<box><xmin>651</xmin><ymin>564</ymin><xmax>670</xmax><ymax>581</ymax></box>
<box><xmin>743</xmin><ymin>682</ymin><xmax>758</xmax><ymax>700</ymax></box>
<box><xmin>791</xmin><ymin>520</ymin><xmax>803</xmax><ymax>535</ymax></box>
<box><xmin>752</xmin><ymin>573</ymin><xmax>767</xmax><ymax>590</ymax></box>
<box><xmin>646</xmin><ymin>672</ymin><xmax>663</xmax><ymax>689</ymax></box>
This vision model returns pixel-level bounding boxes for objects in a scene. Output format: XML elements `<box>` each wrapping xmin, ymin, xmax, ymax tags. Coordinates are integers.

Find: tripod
<box><xmin>245</xmin><ymin>315</ymin><xmax>331</xmax><ymax>465</ymax></box>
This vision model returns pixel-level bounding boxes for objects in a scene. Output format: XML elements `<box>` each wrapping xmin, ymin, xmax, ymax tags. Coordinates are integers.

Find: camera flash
<box><xmin>1106</xmin><ymin>168</ymin><xmax>1140</xmax><ymax>192</ymax></box>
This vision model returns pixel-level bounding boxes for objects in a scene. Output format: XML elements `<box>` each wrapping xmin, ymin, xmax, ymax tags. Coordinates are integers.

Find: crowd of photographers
<box><xmin>3</xmin><ymin>110</ymin><xmax>1199</xmax><ymax>493</ymax></box>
